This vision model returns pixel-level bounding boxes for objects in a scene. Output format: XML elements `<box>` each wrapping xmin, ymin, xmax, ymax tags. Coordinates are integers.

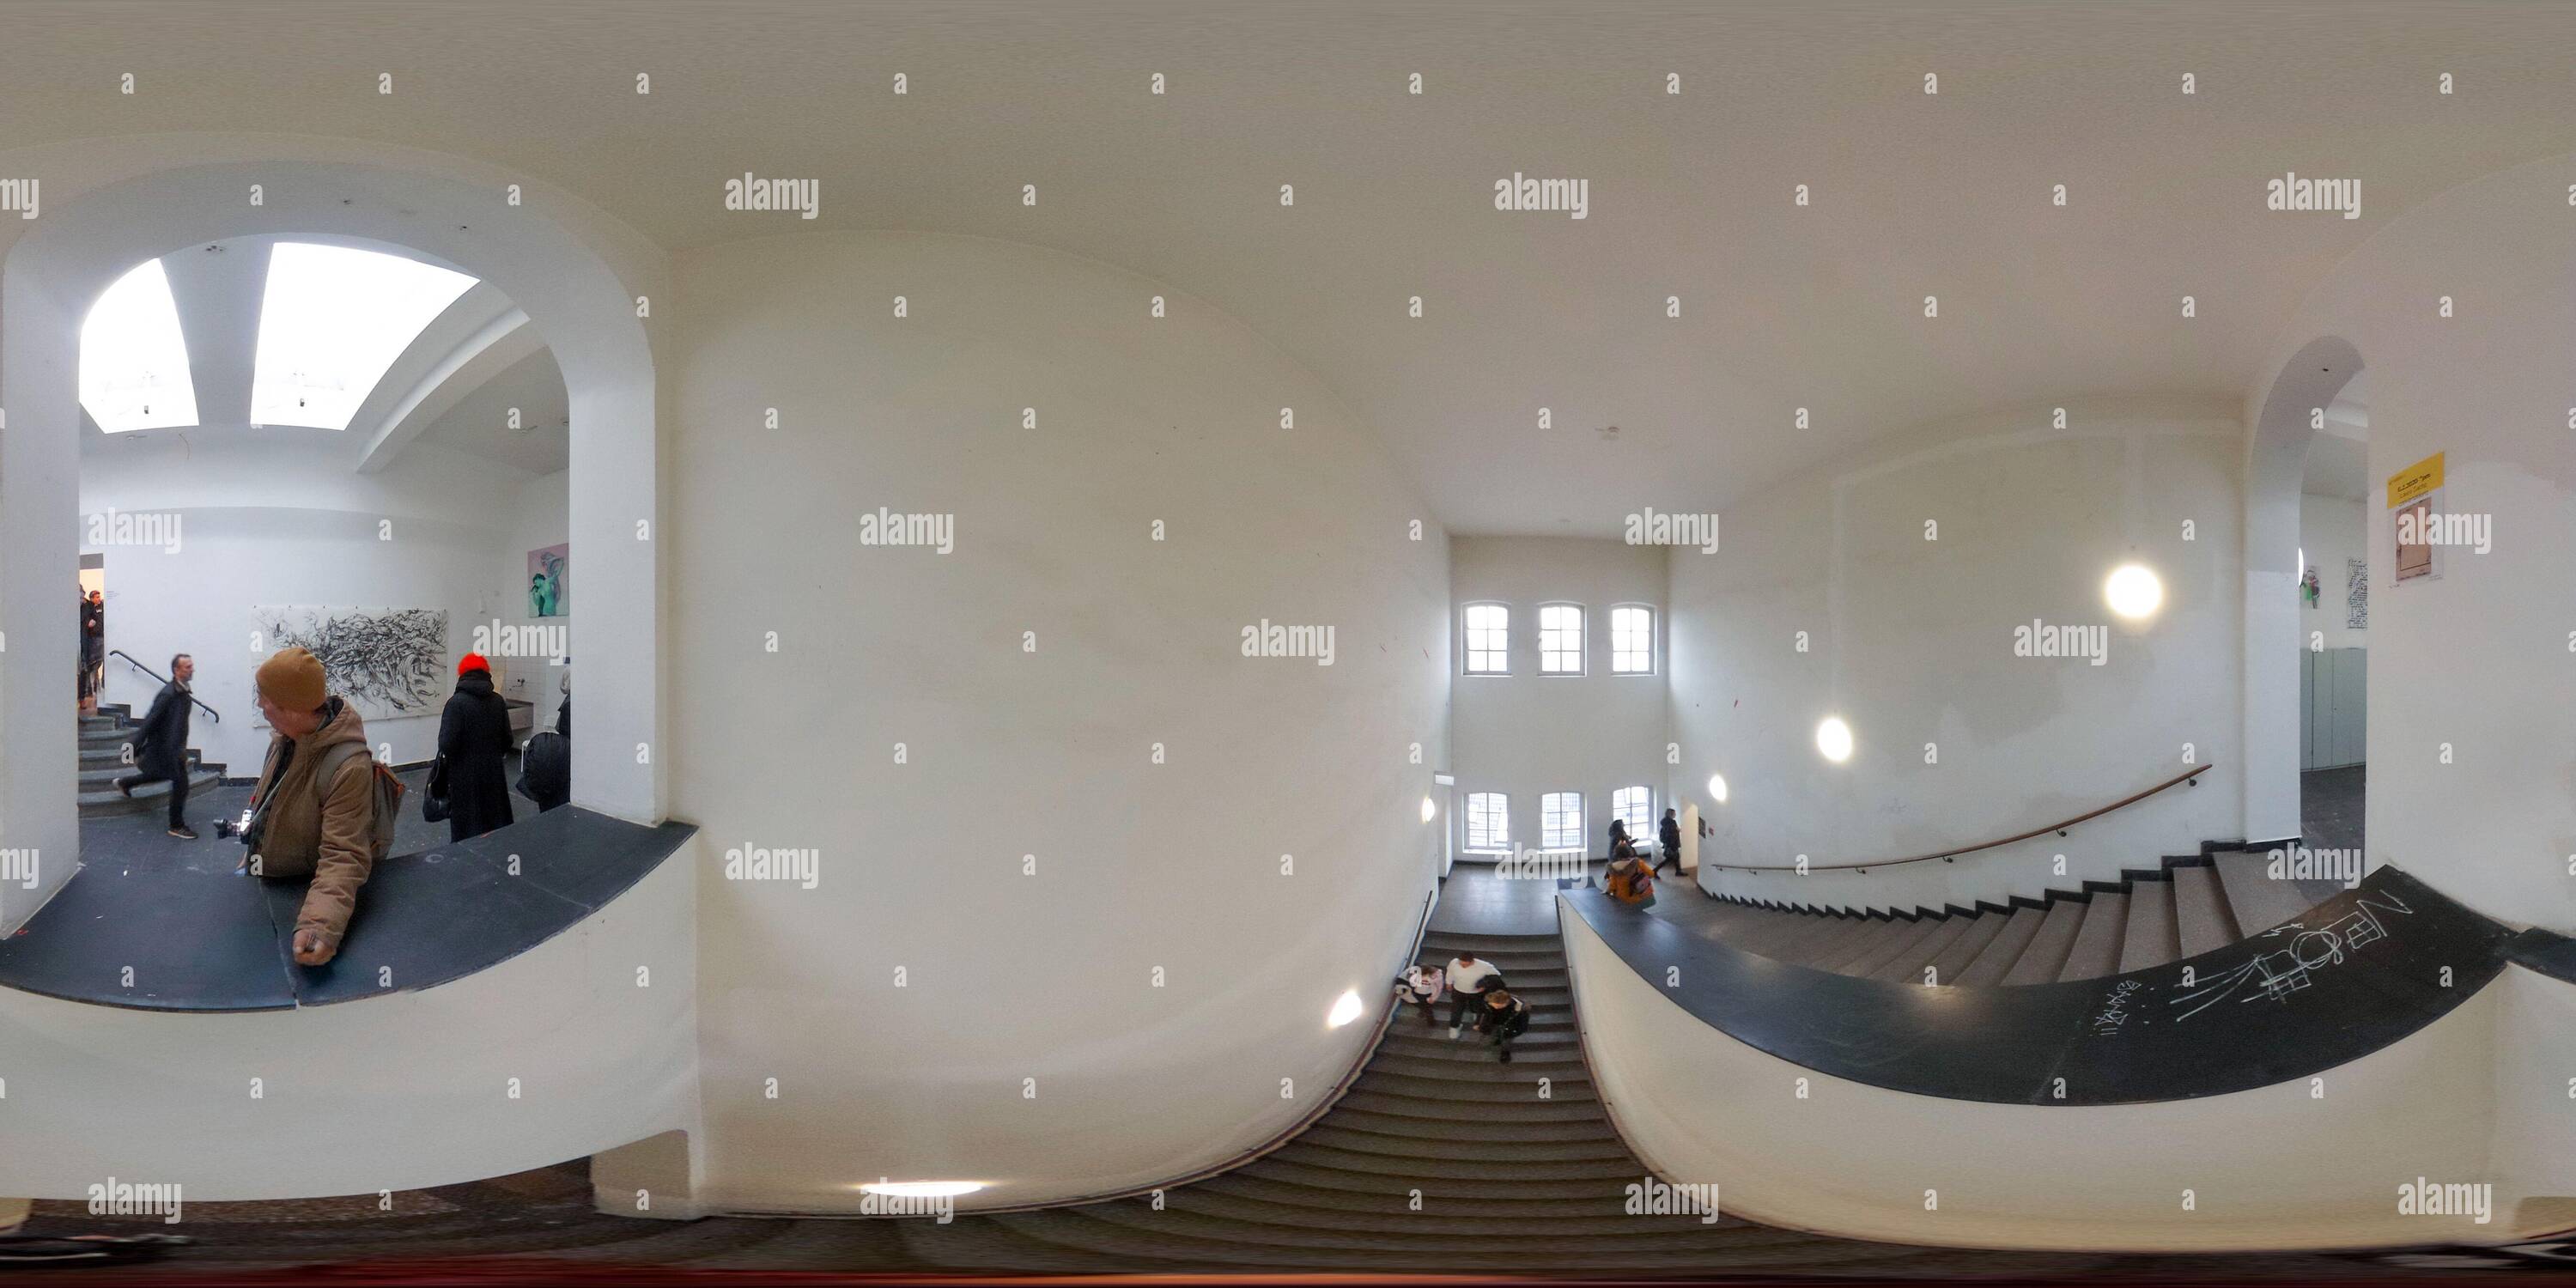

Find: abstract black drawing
<box><xmin>252</xmin><ymin>605</ymin><xmax>450</xmax><ymax>720</ymax></box>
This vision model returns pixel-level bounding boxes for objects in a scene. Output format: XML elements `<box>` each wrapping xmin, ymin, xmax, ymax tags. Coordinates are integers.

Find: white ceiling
<box><xmin>17</xmin><ymin>1</ymin><xmax>2576</xmax><ymax>532</ymax></box>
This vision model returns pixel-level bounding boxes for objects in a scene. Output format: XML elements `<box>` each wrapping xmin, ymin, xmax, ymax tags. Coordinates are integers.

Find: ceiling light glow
<box><xmin>1815</xmin><ymin>717</ymin><xmax>1854</xmax><ymax>763</ymax></box>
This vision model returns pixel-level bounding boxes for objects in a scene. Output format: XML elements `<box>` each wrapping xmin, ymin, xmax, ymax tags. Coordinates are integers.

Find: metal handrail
<box><xmin>106</xmin><ymin>649</ymin><xmax>220</xmax><ymax>723</ymax></box>
<box><xmin>1703</xmin><ymin>763</ymin><xmax>2211</xmax><ymax>874</ymax></box>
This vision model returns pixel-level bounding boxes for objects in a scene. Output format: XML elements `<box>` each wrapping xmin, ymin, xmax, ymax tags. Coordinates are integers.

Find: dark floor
<box><xmin>2303</xmin><ymin>763</ymin><xmax>2366</xmax><ymax>856</ymax></box>
<box><xmin>80</xmin><ymin>759</ymin><xmax>545</xmax><ymax>866</ymax></box>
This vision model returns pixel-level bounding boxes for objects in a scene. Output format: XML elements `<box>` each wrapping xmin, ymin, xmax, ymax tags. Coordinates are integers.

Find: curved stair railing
<box><xmin>107</xmin><ymin>649</ymin><xmax>221</xmax><ymax>722</ymax></box>
<box><xmin>1703</xmin><ymin>763</ymin><xmax>2208</xmax><ymax>874</ymax></box>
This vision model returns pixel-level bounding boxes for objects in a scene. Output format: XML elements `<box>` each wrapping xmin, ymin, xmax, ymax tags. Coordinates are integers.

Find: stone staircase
<box><xmin>894</xmin><ymin>928</ymin><xmax>2000</xmax><ymax>1276</ymax></box>
<box><xmin>1694</xmin><ymin>853</ymin><xmax>2354</xmax><ymax>986</ymax></box>
<box><xmin>76</xmin><ymin>703</ymin><xmax>222</xmax><ymax>818</ymax></box>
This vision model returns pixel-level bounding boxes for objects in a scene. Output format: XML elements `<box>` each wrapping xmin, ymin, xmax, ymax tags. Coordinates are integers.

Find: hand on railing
<box><xmin>106</xmin><ymin>649</ymin><xmax>222</xmax><ymax>723</ymax></box>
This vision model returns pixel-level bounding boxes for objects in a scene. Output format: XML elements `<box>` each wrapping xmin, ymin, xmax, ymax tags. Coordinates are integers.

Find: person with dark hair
<box><xmin>116</xmin><ymin>652</ymin><xmax>197</xmax><ymax>838</ymax></box>
<box><xmin>433</xmin><ymin>653</ymin><xmax>515</xmax><ymax>842</ymax></box>
<box><xmin>1444</xmin><ymin>951</ymin><xmax>1505</xmax><ymax>1038</ymax></box>
<box><xmin>1394</xmin><ymin>963</ymin><xmax>1446</xmax><ymax>1027</ymax></box>
<box><xmin>76</xmin><ymin>588</ymin><xmax>104</xmax><ymax>714</ymax></box>
<box><xmin>1477</xmin><ymin>987</ymin><xmax>1532</xmax><ymax>1062</ymax></box>
<box><xmin>1654</xmin><ymin>806</ymin><xmax>1684</xmax><ymax>878</ymax></box>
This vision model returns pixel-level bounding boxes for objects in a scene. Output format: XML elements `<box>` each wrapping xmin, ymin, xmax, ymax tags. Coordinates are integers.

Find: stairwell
<box><xmin>1695</xmin><ymin>854</ymin><xmax>2354</xmax><ymax>986</ymax></box>
<box><xmin>76</xmin><ymin>704</ymin><xmax>222</xmax><ymax>818</ymax></box>
<box><xmin>896</xmin><ymin>926</ymin><xmax>2029</xmax><ymax>1276</ymax></box>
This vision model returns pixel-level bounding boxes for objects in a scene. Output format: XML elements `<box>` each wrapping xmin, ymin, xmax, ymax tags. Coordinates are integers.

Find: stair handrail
<box><xmin>963</xmin><ymin>884</ymin><xmax>1440</xmax><ymax>1217</ymax></box>
<box><xmin>1704</xmin><ymin>763</ymin><xmax>2210</xmax><ymax>874</ymax></box>
<box><xmin>106</xmin><ymin>649</ymin><xmax>221</xmax><ymax>723</ymax></box>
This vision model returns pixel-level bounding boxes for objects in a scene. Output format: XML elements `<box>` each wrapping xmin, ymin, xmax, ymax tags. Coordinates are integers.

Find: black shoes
<box><xmin>114</xmin><ymin>776</ymin><xmax>136</xmax><ymax>799</ymax></box>
<box><xmin>167</xmin><ymin>825</ymin><xmax>198</xmax><ymax>841</ymax></box>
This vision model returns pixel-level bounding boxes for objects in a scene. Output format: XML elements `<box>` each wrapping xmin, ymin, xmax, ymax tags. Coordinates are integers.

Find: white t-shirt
<box><xmin>1448</xmin><ymin>957</ymin><xmax>1503</xmax><ymax>993</ymax></box>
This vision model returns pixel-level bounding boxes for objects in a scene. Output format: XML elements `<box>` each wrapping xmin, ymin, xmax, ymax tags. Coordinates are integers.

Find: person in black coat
<box><xmin>435</xmin><ymin>653</ymin><xmax>516</xmax><ymax>841</ymax></box>
<box><xmin>1654</xmin><ymin>806</ymin><xmax>1684</xmax><ymax>877</ymax></box>
<box><xmin>115</xmin><ymin>653</ymin><xmax>197</xmax><ymax>838</ymax></box>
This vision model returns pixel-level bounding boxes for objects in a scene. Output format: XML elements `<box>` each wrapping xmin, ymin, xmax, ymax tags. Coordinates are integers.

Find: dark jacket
<box><xmin>515</xmin><ymin>729</ymin><xmax>570</xmax><ymax>813</ymax></box>
<box><xmin>1661</xmin><ymin>814</ymin><xmax>1681</xmax><ymax>854</ymax></box>
<box><xmin>436</xmin><ymin>670</ymin><xmax>516</xmax><ymax>841</ymax></box>
<box><xmin>1475</xmin><ymin>993</ymin><xmax>1531</xmax><ymax>1039</ymax></box>
<box><xmin>1608</xmin><ymin>821</ymin><xmax>1638</xmax><ymax>859</ymax></box>
<box><xmin>131</xmin><ymin>679</ymin><xmax>192</xmax><ymax>775</ymax></box>
<box><xmin>554</xmin><ymin>694</ymin><xmax>569</xmax><ymax>738</ymax></box>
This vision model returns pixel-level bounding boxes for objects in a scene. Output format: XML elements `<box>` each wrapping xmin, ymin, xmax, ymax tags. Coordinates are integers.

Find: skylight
<box><xmin>249</xmin><ymin>243</ymin><xmax>476</xmax><ymax>431</ymax></box>
<box><xmin>79</xmin><ymin>258</ymin><xmax>201</xmax><ymax>433</ymax></box>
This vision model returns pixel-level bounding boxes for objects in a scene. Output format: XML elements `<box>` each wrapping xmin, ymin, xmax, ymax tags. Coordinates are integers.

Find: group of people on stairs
<box><xmin>1395</xmin><ymin>952</ymin><xmax>1532</xmax><ymax>1061</ymax></box>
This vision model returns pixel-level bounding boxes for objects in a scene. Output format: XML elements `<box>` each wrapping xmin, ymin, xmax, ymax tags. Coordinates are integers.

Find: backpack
<box><xmin>312</xmin><ymin>741</ymin><xmax>406</xmax><ymax>861</ymax></box>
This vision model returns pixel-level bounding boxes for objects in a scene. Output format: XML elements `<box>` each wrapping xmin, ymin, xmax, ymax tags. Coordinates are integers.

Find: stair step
<box><xmin>2061</xmin><ymin>890</ymin><xmax>2129</xmax><ymax>981</ymax></box>
<box><xmin>2002</xmin><ymin>898</ymin><xmax>2089</xmax><ymax>985</ymax></box>
<box><xmin>1164</xmin><ymin>1186</ymin><xmax>1756</xmax><ymax>1236</ymax></box>
<box><xmin>1814</xmin><ymin>914</ymin><xmax>1922</xmax><ymax>974</ymax></box>
<box><xmin>2213</xmin><ymin>849</ymin><xmax>2323</xmax><ymax>934</ymax></box>
<box><xmin>980</xmin><ymin>1207</ymin><xmax>1795</xmax><ymax>1273</ymax></box>
<box><xmin>1248</xmin><ymin>1149</ymin><xmax>1641</xmax><ymax>1191</ymax></box>
<box><xmin>1191</xmin><ymin>1172</ymin><xmax>1649</xmax><ymax>1220</ymax></box>
<box><xmin>1290</xmin><ymin>1124</ymin><xmax>1633</xmax><ymax>1164</ymax></box>
<box><xmin>1349</xmin><ymin>1071</ymin><xmax>1593</xmax><ymax>1104</ymax></box>
<box><xmin>1832</xmin><ymin>914</ymin><xmax>1944</xmax><ymax>978</ymax></box>
<box><xmin>1923</xmin><ymin>910</ymin><xmax>2008</xmax><ymax>986</ymax></box>
<box><xmin>76</xmin><ymin>768</ymin><xmax>222</xmax><ymax>815</ymax></box>
<box><xmin>1772</xmin><ymin>913</ymin><xmax>1884</xmax><ymax>968</ymax></box>
<box><xmin>1050</xmin><ymin>1200</ymin><xmax>1764</xmax><ymax>1257</ymax></box>
<box><xmin>1334</xmin><ymin>1090</ymin><xmax>1607</xmax><ymax>1123</ymax></box>
<box><xmin>1365</xmin><ymin>1049</ymin><xmax>1586</xmax><ymax>1080</ymax></box>
<box><xmin>2117</xmin><ymin>878</ymin><xmax>2181</xmax><ymax>973</ymax></box>
<box><xmin>1953</xmin><ymin>905</ymin><xmax>2047</xmax><ymax>987</ymax></box>
<box><xmin>2171</xmin><ymin>863</ymin><xmax>2242</xmax><ymax>958</ymax></box>
<box><xmin>1872</xmin><ymin>912</ymin><xmax>1975</xmax><ymax>982</ymax></box>
<box><xmin>1319</xmin><ymin>1108</ymin><xmax>1614</xmax><ymax>1144</ymax></box>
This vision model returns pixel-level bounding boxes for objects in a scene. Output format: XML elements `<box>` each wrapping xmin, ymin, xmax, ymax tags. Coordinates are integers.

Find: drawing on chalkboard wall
<box><xmin>2169</xmin><ymin>893</ymin><xmax>2413</xmax><ymax>1022</ymax></box>
<box><xmin>2345</xmin><ymin>557</ymin><xmax>2368</xmax><ymax>629</ymax></box>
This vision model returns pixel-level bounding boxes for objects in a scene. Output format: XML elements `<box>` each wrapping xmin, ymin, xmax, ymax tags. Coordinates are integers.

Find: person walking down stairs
<box><xmin>1394</xmin><ymin>963</ymin><xmax>1445</xmax><ymax>1027</ymax></box>
<box><xmin>1444</xmin><ymin>951</ymin><xmax>1504</xmax><ymax>1037</ymax></box>
<box><xmin>114</xmin><ymin>653</ymin><xmax>197</xmax><ymax>840</ymax></box>
<box><xmin>1475</xmin><ymin>986</ymin><xmax>1532</xmax><ymax>1063</ymax></box>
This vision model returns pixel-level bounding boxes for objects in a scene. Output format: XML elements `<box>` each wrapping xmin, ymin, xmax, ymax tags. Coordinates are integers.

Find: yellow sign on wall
<box><xmin>2386</xmin><ymin>452</ymin><xmax>2444</xmax><ymax>509</ymax></box>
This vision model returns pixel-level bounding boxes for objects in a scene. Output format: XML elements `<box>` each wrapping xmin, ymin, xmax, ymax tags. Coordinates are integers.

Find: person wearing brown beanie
<box><xmin>245</xmin><ymin>647</ymin><xmax>380</xmax><ymax>966</ymax></box>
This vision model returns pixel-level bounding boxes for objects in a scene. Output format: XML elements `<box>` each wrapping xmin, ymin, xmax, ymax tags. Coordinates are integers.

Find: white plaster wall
<box><xmin>2253</xmin><ymin>152</ymin><xmax>2576</xmax><ymax>933</ymax></box>
<box><xmin>1450</xmin><ymin>537</ymin><xmax>1669</xmax><ymax>856</ymax></box>
<box><xmin>488</xmin><ymin>467</ymin><xmax>571</xmax><ymax>715</ymax></box>
<box><xmin>667</xmin><ymin>230</ymin><xmax>1451</xmax><ymax>1212</ymax></box>
<box><xmin>1564</xmin><ymin>908</ymin><xmax>2514</xmax><ymax>1250</ymax></box>
<box><xmin>1670</xmin><ymin>399</ymin><xmax>2246</xmax><ymax>914</ymax></box>
<box><xmin>2300</xmin><ymin>494</ymin><xmax>2370</xmax><ymax>653</ymax></box>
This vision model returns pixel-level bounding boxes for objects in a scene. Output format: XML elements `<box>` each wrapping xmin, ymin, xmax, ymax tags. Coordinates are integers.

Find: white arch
<box><xmin>0</xmin><ymin>137</ymin><xmax>668</xmax><ymax>927</ymax></box>
<box><xmin>2239</xmin><ymin>335</ymin><xmax>2363</xmax><ymax>844</ymax></box>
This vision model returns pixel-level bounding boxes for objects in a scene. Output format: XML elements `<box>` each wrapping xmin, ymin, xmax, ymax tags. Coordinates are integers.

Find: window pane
<box><xmin>1613</xmin><ymin>786</ymin><xmax>1651</xmax><ymax>837</ymax></box>
<box><xmin>1466</xmin><ymin>793</ymin><xmax>1509</xmax><ymax>849</ymax></box>
<box><xmin>1539</xmin><ymin>605</ymin><xmax>1583</xmax><ymax>674</ymax></box>
<box><xmin>1541</xmin><ymin>792</ymin><xmax>1583</xmax><ymax>850</ymax></box>
<box><xmin>1611</xmin><ymin>606</ymin><xmax>1653</xmax><ymax>673</ymax></box>
<box><xmin>1464</xmin><ymin>604</ymin><xmax>1509</xmax><ymax>674</ymax></box>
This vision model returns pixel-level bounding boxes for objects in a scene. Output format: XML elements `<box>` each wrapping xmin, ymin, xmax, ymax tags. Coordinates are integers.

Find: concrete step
<box><xmin>1872</xmin><ymin>911</ymin><xmax>1977</xmax><ymax>983</ymax></box>
<box><xmin>1334</xmin><ymin>1088</ymin><xmax>1607</xmax><ymax>1123</ymax></box>
<box><xmin>1238</xmin><ymin>1154</ymin><xmax>1636</xmax><ymax>1200</ymax></box>
<box><xmin>1348</xmin><ymin>1070</ymin><xmax>1594</xmax><ymax>1104</ymax></box>
<box><xmin>1832</xmin><ymin>914</ymin><xmax>1944</xmax><ymax>977</ymax></box>
<box><xmin>2213</xmin><ymin>849</ymin><xmax>2320</xmax><ymax>934</ymax></box>
<box><xmin>76</xmin><ymin>756</ymin><xmax>202</xmax><ymax>788</ymax></box>
<box><xmin>1953</xmin><ymin>904</ymin><xmax>2046</xmax><ymax>987</ymax></box>
<box><xmin>2002</xmin><ymin>898</ymin><xmax>2089</xmax><ymax>985</ymax></box>
<box><xmin>2172</xmin><ymin>862</ymin><xmax>2242</xmax><ymax>958</ymax></box>
<box><xmin>2117</xmin><ymin>877</ymin><xmax>2182</xmax><ymax>973</ymax></box>
<box><xmin>1923</xmin><ymin>909</ymin><xmax>2009</xmax><ymax>987</ymax></box>
<box><xmin>1290</xmin><ymin>1124</ymin><xmax>1634</xmax><ymax>1164</ymax></box>
<box><xmin>76</xmin><ymin>767</ymin><xmax>222</xmax><ymax>817</ymax></box>
<box><xmin>2061</xmin><ymin>890</ymin><xmax>2130</xmax><ymax>981</ymax></box>
<box><xmin>1319</xmin><ymin>1108</ymin><xmax>1614</xmax><ymax>1144</ymax></box>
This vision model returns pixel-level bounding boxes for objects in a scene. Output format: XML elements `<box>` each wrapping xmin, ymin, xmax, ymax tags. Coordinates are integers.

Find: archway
<box><xmin>0</xmin><ymin>143</ymin><xmax>666</xmax><ymax>929</ymax></box>
<box><xmin>2241</xmin><ymin>336</ymin><xmax>2363</xmax><ymax>848</ymax></box>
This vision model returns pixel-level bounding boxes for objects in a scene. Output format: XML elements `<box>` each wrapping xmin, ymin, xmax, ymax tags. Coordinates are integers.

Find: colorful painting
<box><xmin>528</xmin><ymin>543</ymin><xmax>569</xmax><ymax>618</ymax></box>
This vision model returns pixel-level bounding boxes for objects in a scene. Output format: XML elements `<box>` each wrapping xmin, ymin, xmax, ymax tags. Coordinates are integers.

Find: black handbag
<box><xmin>422</xmin><ymin>755</ymin><xmax>452</xmax><ymax>823</ymax></box>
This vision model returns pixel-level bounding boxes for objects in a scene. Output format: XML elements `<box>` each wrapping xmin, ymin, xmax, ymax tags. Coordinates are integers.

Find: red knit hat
<box><xmin>458</xmin><ymin>652</ymin><xmax>491</xmax><ymax>676</ymax></box>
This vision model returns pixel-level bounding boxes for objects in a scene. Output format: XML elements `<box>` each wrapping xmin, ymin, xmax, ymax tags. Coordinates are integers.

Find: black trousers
<box><xmin>1652</xmin><ymin>845</ymin><xmax>1683</xmax><ymax>877</ymax></box>
<box><xmin>1448</xmin><ymin>988</ymin><xmax>1491</xmax><ymax>1028</ymax></box>
<box><xmin>121</xmin><ymin>764</ymin><xmax>189</xmax><ymax>827</ymax></box>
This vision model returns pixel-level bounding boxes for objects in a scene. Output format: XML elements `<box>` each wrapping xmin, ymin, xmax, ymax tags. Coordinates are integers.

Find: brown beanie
<box><xmin>256</xmin><ymin>647</ymin><xmax>328</xmax><ymax>711</ymax></box>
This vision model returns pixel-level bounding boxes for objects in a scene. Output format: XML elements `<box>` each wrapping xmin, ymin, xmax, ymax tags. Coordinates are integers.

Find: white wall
<box><xmin>1450</xmin><ymin>537</ymin><xmax>1668</xmax><ymax>855</ymax></box>
<box><xmin>2255</xmin><ymin>152</ymin><xmax>2576</xmax><ymax>933</ymax></box>
<box><xmin>668</xmin><ymin>230</ymin><xmax>1451</xmax><ymax>1212</ymax></box>
<box><xmin>81</xmin><ymin>440</ymin><xmax>538</xmax><ymax>772</ymax></box>
<box><xmin>1670</xmin><ymin>399</ymin><xmax>2246</xmax><ymax>914</ymax></box>
<box><xmin>2300</xmin><ymin>493</ymin><xmax>2369</xmax><ymax>653</ymax></box>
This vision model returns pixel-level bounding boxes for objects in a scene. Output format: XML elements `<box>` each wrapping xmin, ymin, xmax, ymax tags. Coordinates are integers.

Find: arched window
<box><xmin>1538</xmin><ymin>603</ymin><xmax>1584</xmax><ymax>675</ymax></box>
<box><xmin>1610</xmin><ymin>605</ymin><xmax>1656</xmax><ymax>674</ymax></box>
<box><xmin>1540</xmin><ymin>792</ymin><xmax>1583</xmax><ymax>850</ymax></box>
<box><xmin>1464</xmin><ymin>792</ymin><xmax>1510</xmax><ymax>851</ymax></box>
<box><xmin>1462</xmin><ymin>603</ymin><xmax>1510</xmax><ymax>675</ymax></box>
